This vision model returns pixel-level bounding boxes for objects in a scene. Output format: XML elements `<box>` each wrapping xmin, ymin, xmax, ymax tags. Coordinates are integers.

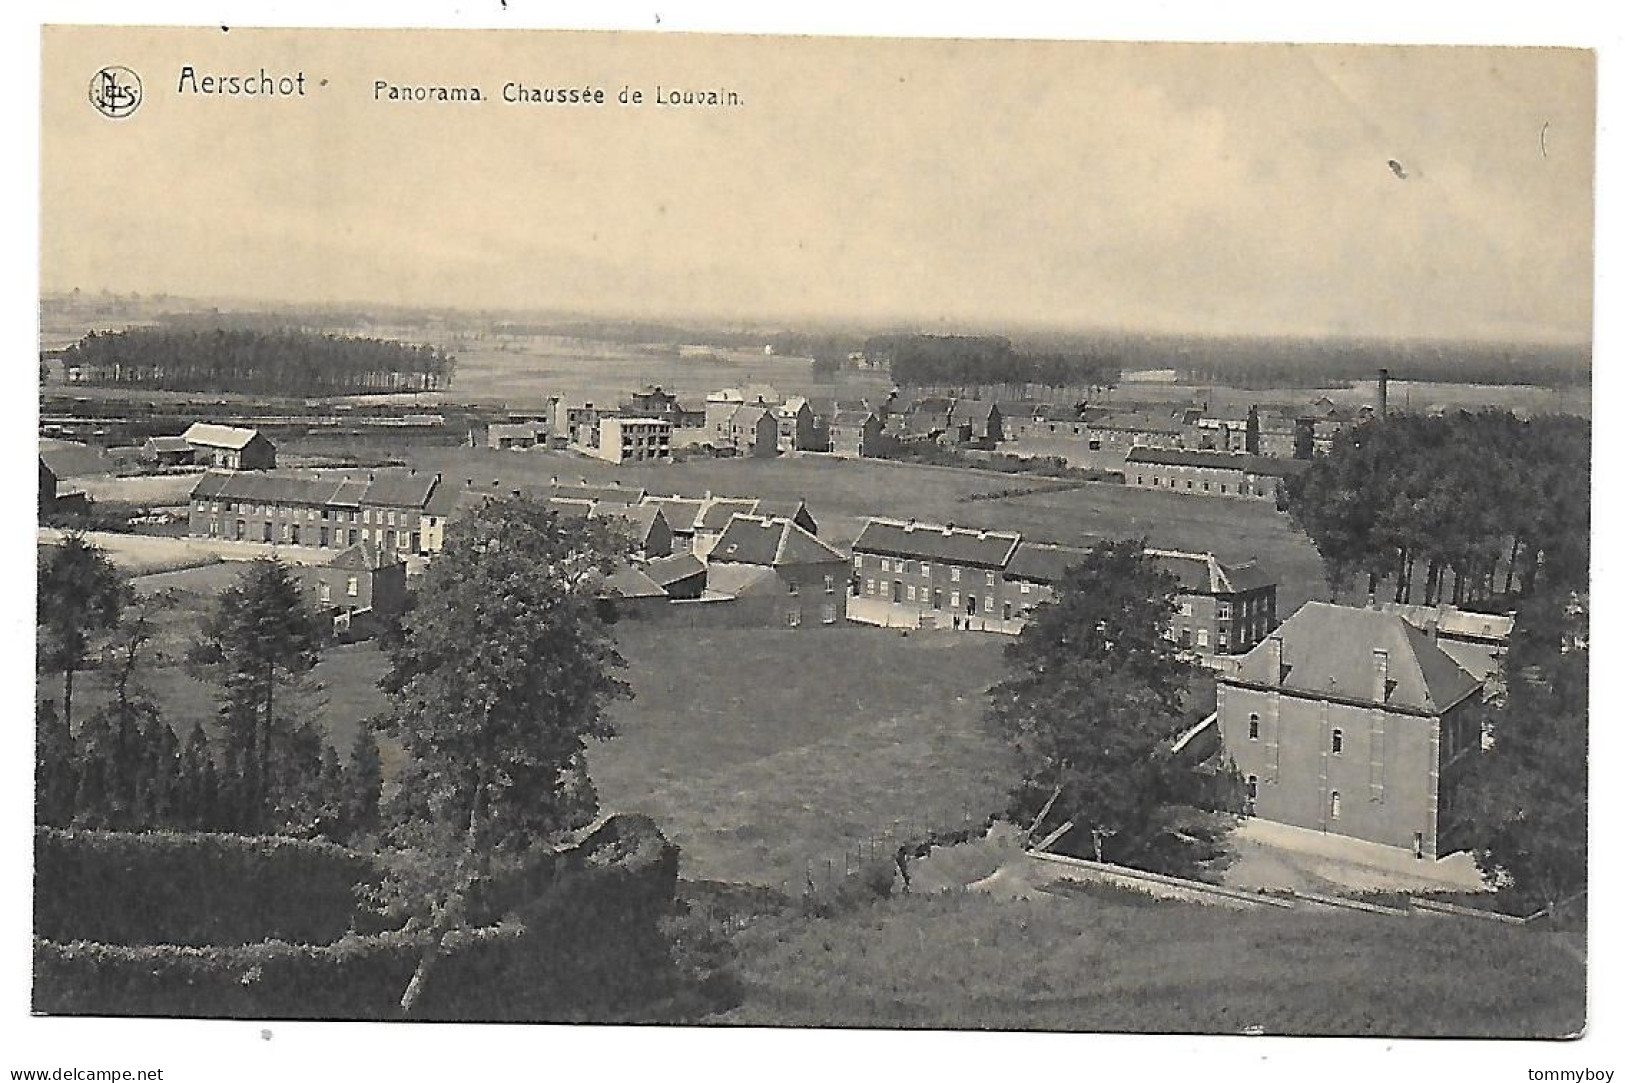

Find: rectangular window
<box><xmin>950</xmin><ymin>567</ymin><xmax>961</xmax><ymax>582</ymax></box>
<box><xmin>1179</xmin><ymin>602</ymin><xmax>1193</xmax><ymax>617</ymax></box>
<box><xmin>866</xmin><ymin>578</ymin><xmax>875</xmax><ymax>594</ymax></box>
<box><xmin>880</xmin><ymin>558</ymin><xmax>890</xmax><ymax>572</ymax></box>
<box><xmin>786</xmin><ymin>607</ymin><xmax>802</xmax><ymax>628</ymax></box>
<box><xmin>319</xmin><ymin>582</ymin><xmax>332</xmax><ymax>603</ymax></box>
<box><xmin>921</xmin><ymin>562</ymin><xmax>930</xmax><ymax>578</ymax></box>
<box><xmin>320</xmin><ymin>527</ymin><xmax>329</xmax><ymax>547</ymax></box>
<box><xmin>854</xmin><ymin>554</ymin><xmax>864</xmax><ymax>569</ymax></box>
<box><xmin>950</xmin><ymin>590</ymin><xmax>960</xmax><ymax>608</ymax></box>
<box><xmin>788</xmin><ymin>580</ymin><xmax>799</xmax><ymax>595</ymax></box>
<box><xmin>985</xmin><ymin>571</ymin><xmax>995</xmax><ymax>586</ymax></box>
<box><xmin>824</xmin><ymin>575</ymin><xmax>835</xmax><ymax>593</ymax></box>
<box><xmin>822</xmin><ymin>603</ymin><xmax>837</xmax><ymax>625</ymax></box>
<box><xmin>906</xmin><ymin>584</ymin><xmax>916</xmax><ymax>601</ymax></box>
<box><xmin>346</xmin><ymin>575</ymin><xmax>359</xmax><ymax>597</ymax></box>
<box><xmin>1020</xmin><ymin>582</ymin><xmax>1031</xmax><ymax>594</ymax></box>
<box><xmin>1196</xmin><ymin>629</ymin><xmax>1209</xmax><ymax>648</ymax></box>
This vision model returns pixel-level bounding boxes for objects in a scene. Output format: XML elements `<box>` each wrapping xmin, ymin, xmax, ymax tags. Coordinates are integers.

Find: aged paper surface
<box><xmin>14</xmin><ymin>9</ymin><xmax>1616</xmax><ymax>1082</ymax></box>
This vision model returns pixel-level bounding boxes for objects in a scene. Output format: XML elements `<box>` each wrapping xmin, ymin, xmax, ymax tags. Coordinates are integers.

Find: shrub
<box><xmin>34</xmin><ymin>828</ymin><xmax>380</xmax><ymax>947</ymax></box>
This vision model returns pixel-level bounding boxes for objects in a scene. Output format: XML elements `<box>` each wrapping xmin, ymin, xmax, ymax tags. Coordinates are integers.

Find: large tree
<box><xmin>188</xmin><ymin>559</ymin><xmax>325</xmax><ymax>831</ymax></box>
<box><xmin>37</xmin><ymin>535</ymin><xmax>125</xmax><ymax>734</ymax></box>
<box><xmin>987</xmin><ymin>539</ymin><xmax>1239</xmax><ymax>875</ymax></box>
<box><xmin>1454</xmin><ymin>593</ymin><xmax>1588</xmax><ymax>913</ymax></box>
<box><xmin>372</xmin><ymin>496</ymin><xmax>633</xmax><ymax>1013</ymax></box>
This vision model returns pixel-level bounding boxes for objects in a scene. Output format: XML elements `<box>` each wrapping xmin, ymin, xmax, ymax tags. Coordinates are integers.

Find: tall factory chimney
<box><xmin>1378</xmin><ymin>368</ymin><xmax>1390</xmax><ymax>419</ymax></box>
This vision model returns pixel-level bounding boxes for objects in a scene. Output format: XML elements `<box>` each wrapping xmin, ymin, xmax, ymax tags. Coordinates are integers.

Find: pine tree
<box><xmin>38</xmin><ymin>536</ymin><xmax>124</xmax><ymax>734</ymax></box>
<box><xmin>345</xmin><ymin>728</ymin><xmax>384</xmax><ymax>843</ymax></box>
<box><xmin>189</xmin><ymin>559</ymin><xmax>325</xmax><ymax>832</ymax></box>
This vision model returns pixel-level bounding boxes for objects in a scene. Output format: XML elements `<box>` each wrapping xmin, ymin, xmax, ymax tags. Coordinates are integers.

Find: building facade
<box><xmin>707</xmin><ymin>514</ymin><xmax>849</xmax><ymax>628</ymax></box>
<box><xmin>188</xmin><ymin>469</ymin><xmax>441</xmax><ymax>557</ymax></box>
<box><xmin>1217</xmin><ymin>602</ymin><xmax>1484</xmax><ymax>858</ymax></box>
<box><xmin>181</xmin><ymin>423</ymin><xmax>277</xmax><ymax>471</ymax></box>
<box><xmin>591</xmin><ymin>417</ymin><xmax>673</xmax><ymax>464</ymax></box>
<box><xmin>1124</xmin><ymin>446</ymin><xmax>1309</xmax><ymax>503</ymax></box>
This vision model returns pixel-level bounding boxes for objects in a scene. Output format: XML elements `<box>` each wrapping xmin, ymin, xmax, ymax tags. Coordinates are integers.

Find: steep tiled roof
<box><xmin>853</xmin><ymin>518</ymin><xmax>1020</xmax><ymax>568</ymax></box>
<box><xmin>951</xmin><ymin>399</ymin><xmax>998</xmax><ymax>421</ymax></box>
<box><xmin>696</xmin><ymin>498</ymin><xmax>758</xmax><ymax>532</ymax></box>
<box><xmin>704</xmin><ymin>563</ymin><xmax>781</xmax><ymax>598</ymax></box>
<box><xmin>830</xmin><ymin>410</ymin><xmax>877</xmax><ymax>427</ymax></box>
<box><xmin>1125</xmin><ymin>446</ymin><xmax>1311</xmax><ymax>476</ymax></box>
<box><xmin>1004</xmin><ymin>542</ymin><xmax>1094</xmax><ymax>584</ymax></box>
<box><xmin>1089</xmin><ymin>411</ymin><xmax>1185</xmax><ymax>434</ymax></box>
<box><xmin>642</xmin><ymin>496</ymin><xmax>705</xmax><ymax>533</ymax></box>
<box><xmin>710</xmin><ymin>515</ymin><xmax>845</xmax><ymax>567</ymax></box>
<box><xmin>591</xmin><ymin>503</ymin><xmax>666</xmax><ymax>544</ymax></box>
<box><xmin>327</xmin><ymin>544</ymin><xmax>403</xmax><ymax>572</ymax></box>
<box><xmin>545</xmin><ymin>482</ymin><xmax>646</xmax><ymax>505</ymax></box>
<box><xmin>182</xmin><ymin>423</ymin><xmax>263</xmax><ymax>450</ymax></box>
<box><xmin>190</xmin><ymin>469</ymin><xmax>440</xmax><ymax>509</ymax></box>
<box><xmin>603</xmin><ymin>566</ymin><xmax>667</xmax><ymax>599</ymax></box>
<box><xmin>732</xmin><ymin>405</ymin><xmax>774</xmax><ymax>430</ymax></box>
<box><xmin>1226</xmin><ymin>602</ymin><xmax>1481</xmax><ymax>714</ymax></box>
<box><xmin>645</xmin><ymin>552</ymin><xmax>706</xmax><ymax>588</ymax></box>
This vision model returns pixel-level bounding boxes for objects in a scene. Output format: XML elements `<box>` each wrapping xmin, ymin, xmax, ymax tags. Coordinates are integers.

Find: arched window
<box><xmin>1331</xmin><ymin>728</ymin><xmax>1344</xmax><ymax>755</ymax></box>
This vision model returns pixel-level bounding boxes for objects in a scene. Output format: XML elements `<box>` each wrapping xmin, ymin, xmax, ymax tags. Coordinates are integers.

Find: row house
<box><xmin>849</xmin><ymin>519</ymin><xmax>1024</xmax><ymax>632</ymax></box>
<box><xmin>727</xmin><ymin>405</ymin><xmax>779</xmax><ymax>457</ymax></box>
<box><xmin>948</xmin><ymin>399</ymin><xmax>1003</xmax><ymax>447</ymax></box>
<box><xmin>1083</xmin><ymin>410</ymin><xmax>1188</xmax><ymax>454</ymax></box>
<box><xmin>848</xmin><ymin>517</ymin><xmax>1279</xmax><ymax>659</ymax></box>
<box><xmin>1124</xmin><ymin>446</ymin><xmax>1310</xmax><ymax>504</ymax></box>
<box><xmin>1217</xmin><ymin>601</ymin><xmax>1485</xmax><ymax>859</ymax></box>
<box><xmin>188</xmin><ymin>469</ymin><xmax>441</xmax><ymax>557</ymax></box>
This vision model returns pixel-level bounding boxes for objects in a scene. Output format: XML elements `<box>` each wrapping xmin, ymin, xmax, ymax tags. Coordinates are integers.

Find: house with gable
<box><xmin>1217</xmin><ymin>601</ymin><xmax>1485</xmax><ymax>859</ymax></box>
<box><xmin>707</xmin><ymin>513</ymin><xmax>849</xmax><ymax>628</ymax></box>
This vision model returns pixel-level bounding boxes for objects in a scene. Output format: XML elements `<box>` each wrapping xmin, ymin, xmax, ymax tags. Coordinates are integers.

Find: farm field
<box><xmin>590</xmin><ymin>624</ymin><xmax>1016</xmax><ymax>888</ymax></box>
<box><xmin>395</xmin><ymin>445</ymin><xmax>1333</xmax><ymax>614</ymax></box>
<box><xmin>719</xmin><ymin>886</ymin><xmax>1586</xmax><ymax>1036</ymax></box>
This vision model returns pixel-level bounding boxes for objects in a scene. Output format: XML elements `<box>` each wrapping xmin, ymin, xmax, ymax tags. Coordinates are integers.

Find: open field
<box><xmin>719</xmin><ymin>887</ymin><xmax>1585</xmax><ymax>1035</ymax></box>
<box><xmin>40</xmin><ymin>528</ymin><xmax>338</xmax><ymax>576</ymax></box>
<box><xmin>394</xmin><ymin>445</ymin><xmax>1332</xmax><ymax>614</ymax></box>
<box><xmin>589</xmin><ymin>624</ymin><xmax>1016</xmax><ymax>888</ymax></box>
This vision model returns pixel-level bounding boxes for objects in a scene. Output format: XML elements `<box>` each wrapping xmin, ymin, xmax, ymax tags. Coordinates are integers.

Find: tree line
<box><xmin>1285</xmin><ymin>411</ymin><xmax>1589</xmax><ymax>606</ymax></box>
<box><xmin>36</xmin><ymin>541</ymin><xmax>382</xmax><ymax>844</ymax></box>
<box><xmin>870</xmin><ymin>334</ymin><xmax>1122</xmax><ymax>397</ymax></box>
<box><xmin>60</xmin><ymin>327</ymin><xmax>456</xmax><ymax>394</ymax></box>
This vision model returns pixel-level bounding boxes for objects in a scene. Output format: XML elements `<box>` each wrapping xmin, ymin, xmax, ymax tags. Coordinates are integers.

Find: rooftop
<box><xmin>182</xmin><ymin>422</ymin><xmax>264</xmax><ymax>450</ymax></box>
<box><xmin>709</xmin><ymin>514</ymin><xmax>846</xmax><ymax>567</ymax></box>
<box><xmin>1226</xmin><ymin>601</ymin><xmax>1481</xmax><ymax>715</ymax></box>
<box><xmin>1125</xmin><ymin>446</ymin><xmax>1312</xmax><ymax>476</ymax></box>
<box><xmin>854</xmin><ymin>517</ymin><xmax>1021</xmax><ymax>568</ymax></box>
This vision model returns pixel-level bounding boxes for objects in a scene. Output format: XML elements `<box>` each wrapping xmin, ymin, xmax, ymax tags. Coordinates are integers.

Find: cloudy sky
<box><xmin>42</xmin><ymin>28</ymin><xmax>1594</xmax><ymax>340</ymax></box>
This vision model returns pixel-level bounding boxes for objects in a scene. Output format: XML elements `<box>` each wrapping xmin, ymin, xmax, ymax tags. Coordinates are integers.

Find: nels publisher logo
<box><xmin>89</xmin><ymin>66</ymin><xmax>142</xmax><ymax>118</ymax></box>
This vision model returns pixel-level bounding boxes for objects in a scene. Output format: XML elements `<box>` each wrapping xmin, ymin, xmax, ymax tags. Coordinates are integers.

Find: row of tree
<box><xmin>60</xmin><ymin>328</ymin><xmax>457</xmax><ymax>394</ymax></box>
<box><xmin>871</xmin><ymin>334</ymin><xmax>1122</xmax><ymax>397</ymax></box>
<box><xmin>36</xmin><ymin>540</ymin><xmax>380</xmax><ymax>843</ymax></box>
<box><xmin>1285</xmin><ymin>411</ymin><xmax>1589</xmax><ymax>606</ymax></box>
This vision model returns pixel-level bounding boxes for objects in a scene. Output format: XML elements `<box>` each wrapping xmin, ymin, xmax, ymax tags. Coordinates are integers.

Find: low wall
<box><xmin>1026</xmin><ymin>849</ymin><xmax>1294</xmax><ymax>910</ymax></box>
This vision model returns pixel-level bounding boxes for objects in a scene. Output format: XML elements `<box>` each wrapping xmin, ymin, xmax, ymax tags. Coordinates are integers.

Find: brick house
<box><xmin>298</xmin><ymin>544</ymin><xmax>409</xmax><ymax>639</ymax></box>
<box><xmin>182</xmin><ymin>423</ymin><xmax>277</xmax><ymax>471</ymax></box>
<box><xmin>729</xmin><ymin>405</ymin><xmax>779</xmax><ymax>458</ymax></box>
<box><xmin>707</xmin><ymin>514</ymin><xmax>849</xmax><ymax>628</ymax></box>
<box><xmin>949</xmin><ymin>399</ymin><xmax>1003</xmax><ymax>447</ymax></box>
<box><xmin>1124</xmin><ymin>446</ymin><xmax>1310</xmax><ymax>504</ymax></box>
<box><xmin>828</xmin><ymin>410</ymin><xmax>883</xmax><ymax>458</ymax></box>
<box><xmin>188</xmin><ymin>469</ymin><xmax>439</xmax><ymax>556</ymax></box>
<box><xmin>775</xmin><ymin>396</ymin><xmax>819</xmax><ymax>451</ymax></box>
<box><xmin>1217</xmin><ymin>602</ymin><xmax>1485</xmax><ymax>858</ymax></box>
<box><xmin>849</xmin><ymin>519</ymin><xmax>1023</xmax><ymax>631</ymax></box>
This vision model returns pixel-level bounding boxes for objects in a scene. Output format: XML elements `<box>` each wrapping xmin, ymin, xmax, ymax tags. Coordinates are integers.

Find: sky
<box><xmin>41</xmin><ymin>28</ymin><xmax>1595</xmax><ymax>341</ymax></box>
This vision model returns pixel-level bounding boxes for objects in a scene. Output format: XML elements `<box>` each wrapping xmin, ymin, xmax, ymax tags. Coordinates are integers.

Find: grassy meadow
<box><xmin>719</xmin><ymin>887</ymin><xmax>1586</xmax><ymax>1036</ymax></box>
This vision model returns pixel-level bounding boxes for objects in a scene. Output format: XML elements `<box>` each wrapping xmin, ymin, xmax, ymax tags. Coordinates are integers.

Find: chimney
<box><xmin>1263</xmin><ymin>633</ymin><xmax>1284</xmax><ymax>686</ymax></box>
<box><xmin>904</xmin><ymin>518</ymin><xmax>916</xmax><ymax>533</ymax></box>
<box><xmin>465</xmin><ymin>477</ymin><xmax>473</xmax><ymax>488</ymax></box>
<box><xmin>550</xmin><ymin>475</ymin><xmax>559</xmax><ymax>485</ymax></box>
<box><xmin>1372</xmin><ymin>647</ymin><xmax>1390</xmax><ymax>703</ymax></box>
<box><xmin>1378</xmin><ymin>368</ymin><xmax>1390</xmax><ymax>419</ymax></box>
<box><xmin>942</xmin><ymin>523</ymin><xmax>954</xmax><ymax>536</ymax></box>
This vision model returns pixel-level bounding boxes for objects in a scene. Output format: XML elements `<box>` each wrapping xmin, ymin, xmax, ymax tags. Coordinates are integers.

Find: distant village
<box><xmin>35</xmin><ymin>363</ymin><xmax>1523</xmax><ymax>867</ymax></box>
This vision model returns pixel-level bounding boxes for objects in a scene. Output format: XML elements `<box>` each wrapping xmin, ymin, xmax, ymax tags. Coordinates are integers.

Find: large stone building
<box><xmin>1217</xmin><ymin>602</ymin><xmax>1485</xmax><ymax>858</ymax></box>
<box><xmin>1124</xmin><ymin>447</ymin><xmax>1310</xmax><ymax>504</ymax></box>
